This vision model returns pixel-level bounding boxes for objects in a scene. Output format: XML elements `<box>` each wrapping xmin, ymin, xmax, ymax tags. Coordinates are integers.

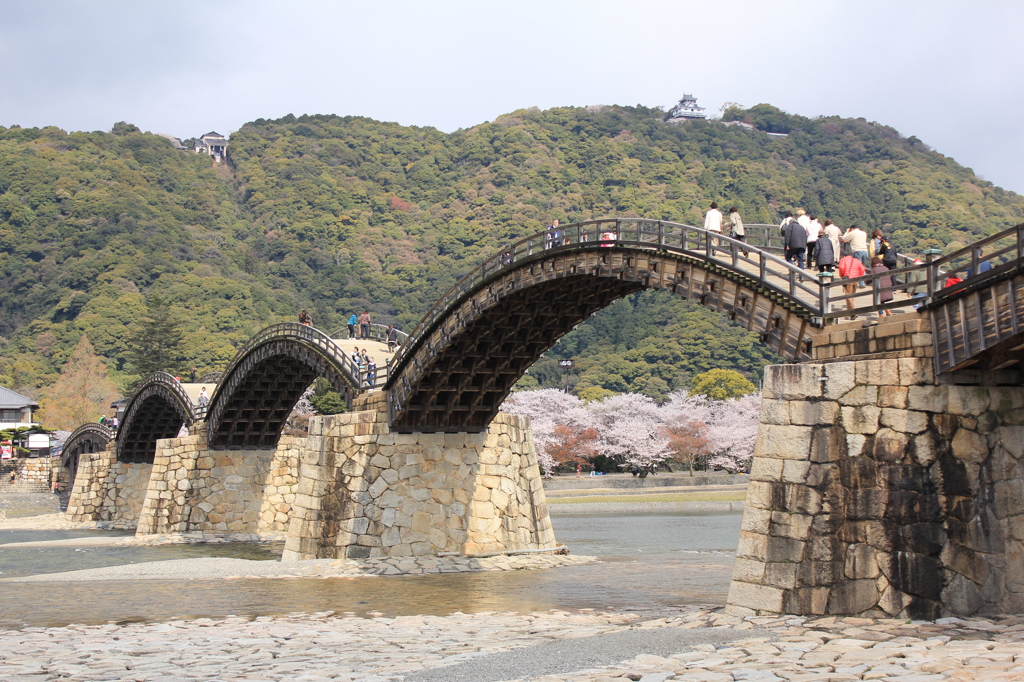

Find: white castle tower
<box><xmin>665</xmin><ymin>94</ymin><xmax>707</xmax><ymax>123</ymax></box>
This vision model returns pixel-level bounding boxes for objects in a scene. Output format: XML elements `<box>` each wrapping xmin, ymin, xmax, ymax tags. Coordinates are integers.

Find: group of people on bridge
<box><xmin>704</xmin><ymin>202</ymin><xmax>926</xmax><ymax>317</ymax></box>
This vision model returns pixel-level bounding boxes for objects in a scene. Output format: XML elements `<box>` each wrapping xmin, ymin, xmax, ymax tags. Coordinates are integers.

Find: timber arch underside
<box><xmin>207</xmin><ymin>341</ymin><xmax>354</xmax><ymax>450</ymax></box>
<box><xmin>119</xmin><ymin>391</ymin><xmax>189</xmax><ymax>463</ymax></box>
<box><xmin>389</xmin><ymin>248</ymin><xmax>814</xmax><ymax>433</ymax></box>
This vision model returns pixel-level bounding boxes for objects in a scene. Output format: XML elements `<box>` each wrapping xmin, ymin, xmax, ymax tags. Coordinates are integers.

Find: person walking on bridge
<box><xmin>728</xmin><ymin>207</ymin><xmax>748</xmax><ymax>256</ymax></box>
<box><xmin>823</xmin><ymin>220</ymin><xmax>841</xmax><ymax>261</ymax></box>
<box><xmin>838</xmin><ymin>253</ymin><xmax>867</xmax><ymax>316</ymax></box>
<box><xmin>782</xmin><ymin>213</ymin><xmax>807</xmax><ymax>270</ymax></box>
<box><xmin>386</xmin><ymin>324</ymin><xmax>399</xmax><ymax>352</ymax></box>
<box><xmin>815</xmin><ymin>232</ymin><xmax>836</xmax><ymax>273</ymax></box>
<box><xmin>842</xmin><ymin>225</ymin><xmax>869</xmax><ymax>269</ymax></box>
<box><xmin>704</xmin><ymin>202</ymin><xmax>723</xmax><ymax>247</ymax></box>
<box><xmin>197</xmin><ymin>387</ymin><xmax>209</xmax><ymax>408</ymax></box>
<box><xmin>347</xmin><ymin>313</ymin><xmax>358</xmax><ymax>340</ymax></box>
<box><xmin>544</xmin><ymin>220</ymin><xmax>562</xmax><ymax>250</ymax></box>
<box><xmin>299</xmin><ymin>309</ymin><xmax>312</xmax><ymax>326</ymax></box>
<box><xmin>358</xmin><ymin>311</ymin><xmax>371</xmax><ymax>339</ymax></box>
<box><xmin>806</xmin><ymin>215</ymin><xmax>822</xmax><ymax>266</ymax></box>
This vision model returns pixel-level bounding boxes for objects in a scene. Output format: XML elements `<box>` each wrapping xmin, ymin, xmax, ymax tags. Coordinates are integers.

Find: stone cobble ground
<box><xmin>2</xmin><ymin>607</ymin><xmax>1024</xmax><ymax>681</ymax></box>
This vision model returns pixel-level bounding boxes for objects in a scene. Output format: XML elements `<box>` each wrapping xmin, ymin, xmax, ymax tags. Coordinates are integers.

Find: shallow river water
<box><xmin>0</xmin><ymin>512</ymin><xmax>741</xmax><ymax>630</ymax></box>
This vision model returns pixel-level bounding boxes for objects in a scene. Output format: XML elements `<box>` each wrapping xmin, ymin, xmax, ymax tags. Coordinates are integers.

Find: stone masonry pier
<box><xmin>283</xmin><ymin>393</ymin><xmax>556</xmax><ymax>560</ymax></box>
<box><xmin>65</xmin><ymin>392</ymin><xmax>557</xmax><ymax>560</ymax></box>
<box><xmin>728</xmin><ymin>315</ymin><xmax>1024</xmax><ymax>619</ymax></box>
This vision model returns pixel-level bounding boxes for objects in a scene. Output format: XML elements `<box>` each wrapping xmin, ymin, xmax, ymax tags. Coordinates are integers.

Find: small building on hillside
<box><xmin>665</xmin><ymin>94</ymin><xmax>707</xmax><ymax>123</ymax></box>
<box><xmin>194</xmin><ymin>132</ymin><xmax>228</xmax><ymax>163</ymax></box>
<box><xmin>0</xmin><ymin>387</ymin><xmax>39</xmax><ymax>429</ymax></box>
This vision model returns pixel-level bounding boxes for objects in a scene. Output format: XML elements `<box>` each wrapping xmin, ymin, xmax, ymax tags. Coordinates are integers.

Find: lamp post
<box><xmin>559</xmin><ymin>359</ymin><xmax>574</xmax><ymax>394</ymax></box>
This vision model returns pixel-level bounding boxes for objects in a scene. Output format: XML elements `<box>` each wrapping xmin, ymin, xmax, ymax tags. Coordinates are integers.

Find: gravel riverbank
<box><xmin>1</xmin><ymin>606</ymin><xmax>1021</xmax><ymax>681</ymax></box>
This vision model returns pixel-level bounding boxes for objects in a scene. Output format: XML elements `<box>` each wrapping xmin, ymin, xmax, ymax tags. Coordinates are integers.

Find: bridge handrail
<box><xmin>819</xmin><ymin>222</ymin><xmax>1024</xmax><ymax>319</ymax></box>
<box><xmin>387</xmin><ymin>218</ymin><xmax>824</xmax><ymax>383</ymax></box>
<box><xmin>117</xmin><ymin>371</ymin><xmax>201</xmax><ymax>446</ymax></box>
<box><xmin>213</xmin><ymin>322</ymin><xmax>388</xmax><ymax>396</ymax></box>
<box><xmin>61</xmin><ymin>422</ymin><xmax>115</xmax><ymax>468</ymax></box>
<box><xmin>329</xmin><ymin>322</ymin><xmax>410</xmax><ymax>348</ymax></box>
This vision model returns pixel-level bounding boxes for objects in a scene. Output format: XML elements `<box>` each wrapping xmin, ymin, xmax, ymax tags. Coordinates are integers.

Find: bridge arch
<box><xmin>62</xmin><ymin>422</ymin><xmax>115</xmax><ymax>486</ymax></box>
<box><xmin>386</xmin><ymin>219</ymin><xmax>819</xmax><ymax>433</ymax></box>
<box><xmin>117</xmin><ymin>372</ymin><xmax>197</xmax><ymax>463</ymax></box>
<box><xmin>205</xmin><ymin>323</ymin><xmax>363</xmax><ymax>449</ymax></box>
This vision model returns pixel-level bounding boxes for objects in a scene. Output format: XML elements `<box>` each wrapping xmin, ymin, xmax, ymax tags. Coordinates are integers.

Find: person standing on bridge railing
<box><xmin>704</xmin><ymin>202</ymin><xmax>723</xmax><ymax>247</ymax></box>
<box><xmin>838</xmin><ymin>253</ymin><xmax>866</xmax><ymax>316</ymax></box>
<box><xmin>728</xmin><ymin>207</ymin><xmax>748</xmax><ymax>256</ymax></box>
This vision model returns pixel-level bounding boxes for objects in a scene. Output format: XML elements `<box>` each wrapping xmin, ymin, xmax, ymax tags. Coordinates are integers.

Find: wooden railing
<box><xmin>217</xmin><ymin>322</ymin><xmax>390</xmax><ymax>391</ymax></box>
<box><xmin>329</xmin><ymin>322</ymin><xmax>410</xmax><ymax>348</ymax></box>
<box><xmin>821</xmin><ymin>223</ymin><xmax>1024</xmax><ymax>320</ymax></box>
<box><xmin>61</xmin><ymin>422</ymin><xmax>115</xmax><ymax>469</ymax></box>
<box><xmin>386</xmin><ymin>219</ymin><xmax>1024</xmax><ymax>382</ymax></box>
<box><xmin>386</xmin><ymin>219</ymin><xmax>821</xmax><ymax>385</ymax></box>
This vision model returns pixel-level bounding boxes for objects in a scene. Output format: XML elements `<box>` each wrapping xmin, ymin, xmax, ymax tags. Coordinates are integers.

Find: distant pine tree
<box><xmin>127</xmin><ymin>293</ymin><xmax>186</xmax><ymax>381</ymax></box>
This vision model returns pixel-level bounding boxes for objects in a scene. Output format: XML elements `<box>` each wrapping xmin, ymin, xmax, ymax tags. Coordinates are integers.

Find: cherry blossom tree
<box><xmin>502</xmin><ymin>388</ymin><xmax>589</xmax><ymax>473</ymax></box>
<box><xmin>704</xmin><ymin>393</ymin><xmax>761</xmax><ymax>472</ymax></box>
<box><xmin>586</xmin><ymin>393</ymin><xmax>671</xmax><ymax>472</ymax></box>
<box><xmin>502</xmin><ymin>388</ymin><xmax>761</xmax><ymax>476</ymax></box>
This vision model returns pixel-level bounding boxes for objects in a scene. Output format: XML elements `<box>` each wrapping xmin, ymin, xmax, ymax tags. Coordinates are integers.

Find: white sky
<box><xmin>2</xmin><ymin>0</ymin><xmax>1022</xmax><ymax>194</ymax></box>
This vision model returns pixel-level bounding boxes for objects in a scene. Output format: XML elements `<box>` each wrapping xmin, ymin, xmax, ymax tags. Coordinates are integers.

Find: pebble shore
<box><xmin>2</xmin><ymin>607</ymin><xmax>1024</xmax><ymax>681</ymax></box>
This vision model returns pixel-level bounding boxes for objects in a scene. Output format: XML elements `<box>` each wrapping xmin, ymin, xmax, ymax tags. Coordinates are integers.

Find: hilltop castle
<box><xmin>664</xmin><ymin>94</ymin><xmax>707</xmax><ymax>123</ymax></box>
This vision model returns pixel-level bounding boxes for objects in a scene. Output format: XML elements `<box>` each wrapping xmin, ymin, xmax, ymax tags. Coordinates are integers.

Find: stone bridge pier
<box><xmin>282</xmin><ymin>393</ymin><xmax>557</xmax><ymax>560</ymax></box>
<box><xmin>728</xmin><ymin>316</ymin><xmax>1024</xmax><ymax>619</ymax></box>
<box><xmin>67</xmin><ymin>393</ymin><xmax>557</xmax><ymax>560</ymax></box>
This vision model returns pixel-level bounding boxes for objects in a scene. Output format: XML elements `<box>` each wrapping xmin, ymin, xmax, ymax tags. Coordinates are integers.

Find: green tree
<box><xmin>39</xmin><ymin>335</ymin><xmax>119</xmax><ymax>430</ymax></box>
<box><xmin>126</xmin><ymin>292</ymin><xmax>186</xmax><ymax>379</ymax></box>
<box><xmin>690</xmin><ymin>369</ymin><xmax>757</xmax><ymax>400</ymax></box>
<box><xmin>309</xmin><ymin>377</ymin><xmax>348</xmax><ymax>415</ymax></box>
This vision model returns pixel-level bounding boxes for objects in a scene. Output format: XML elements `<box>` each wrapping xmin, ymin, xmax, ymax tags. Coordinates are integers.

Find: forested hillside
<box><xmin>1</xmin><ymin>104</ymin><xmax>1022</xmax><ymax>404</ymax></box>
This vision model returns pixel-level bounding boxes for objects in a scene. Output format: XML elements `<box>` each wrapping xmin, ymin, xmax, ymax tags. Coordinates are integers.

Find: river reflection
<box><xmin>0</xmin><ymin>511</ymin><xmax>741</xmax><ymax>629</ymax></box>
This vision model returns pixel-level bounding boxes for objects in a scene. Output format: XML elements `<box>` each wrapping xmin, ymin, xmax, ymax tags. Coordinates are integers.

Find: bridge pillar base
<box><xmin>65</xmin><ymin>446</ymin><xmax>152</xmax><ymax>527</ymax></box>
<box><xmin>728</xmin><ymin>358</ymin><xmax>1024</xmax><ymax>619</ymax></box>
<box><xmin>134</xmin><ymin>424</ymin><xmax>303</xmax><ymax>537</ymax></box>
<box><xmin>282</xmin><ymin>393</ymin><xmax>557</xmax><ymax>561</ymax></box>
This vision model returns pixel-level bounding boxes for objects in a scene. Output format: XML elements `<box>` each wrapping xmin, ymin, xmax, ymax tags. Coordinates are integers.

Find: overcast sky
<box><xmin>2</xmin><ymin>0</ymin><xmax>1022</xmax><ymax>194</ymax></box>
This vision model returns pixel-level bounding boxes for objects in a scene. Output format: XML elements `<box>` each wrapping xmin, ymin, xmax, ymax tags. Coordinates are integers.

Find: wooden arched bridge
<box><xmin>72</xmin><ymin>218</ymin><xmax>1024</xmax><ymax>473</ymax></box>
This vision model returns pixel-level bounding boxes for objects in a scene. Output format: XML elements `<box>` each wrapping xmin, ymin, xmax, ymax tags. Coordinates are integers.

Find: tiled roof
<box><xmin>0</xmin><ymin>386</ymin><xmax>39</xmax><ymax>409</ymax></box>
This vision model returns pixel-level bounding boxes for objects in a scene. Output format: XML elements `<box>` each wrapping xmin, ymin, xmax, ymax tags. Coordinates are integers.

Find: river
<box><xmin>0</xmin><ymin>511</ymin><xmax>741</xmax><ymax>630</ymax></box>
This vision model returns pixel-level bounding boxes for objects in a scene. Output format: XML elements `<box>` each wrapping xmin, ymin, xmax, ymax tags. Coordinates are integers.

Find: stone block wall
<box><xmin>727</xmin><ymin>358</ymin><xmax>1024</xmax><ymax>619</ymax></box>
<box><xmin>65</xmin><ymin>448</ymin><xmax>152</xmax><ymax>526</ymax></box>
<box><xmin>135</xmin><ymin>425</ymin><xmax>301</xmax><ymax>536</ymax></box>
<box><xmin>0</xmin><ymin>457</ymin><xmax>59</xmax><ymax>493</ymax></box>
<box><xmin>811</xmin><ymin>315</ymin><xmax>933</xmax><ymax>363</ymax></box>
<box><xmin>283</xmin><ymin>392</ymin><xmax>557</xmax><ymax>560</ymax></box>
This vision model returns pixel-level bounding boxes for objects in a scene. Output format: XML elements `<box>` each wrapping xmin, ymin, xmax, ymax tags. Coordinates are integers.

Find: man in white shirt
<box><xmin>806</xmin><ymin>215</ymin><xmax>822</xmax><ymax>268</ymax></box>
<box><xmin>841</xmin><ymin>225</ymin><xmax>870</xmax><ymax>267</ymax></box>
<box><xmin>704</xmin><ymin>202</ymin><xmax>723</xmax><ymax>247</ymax></box>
